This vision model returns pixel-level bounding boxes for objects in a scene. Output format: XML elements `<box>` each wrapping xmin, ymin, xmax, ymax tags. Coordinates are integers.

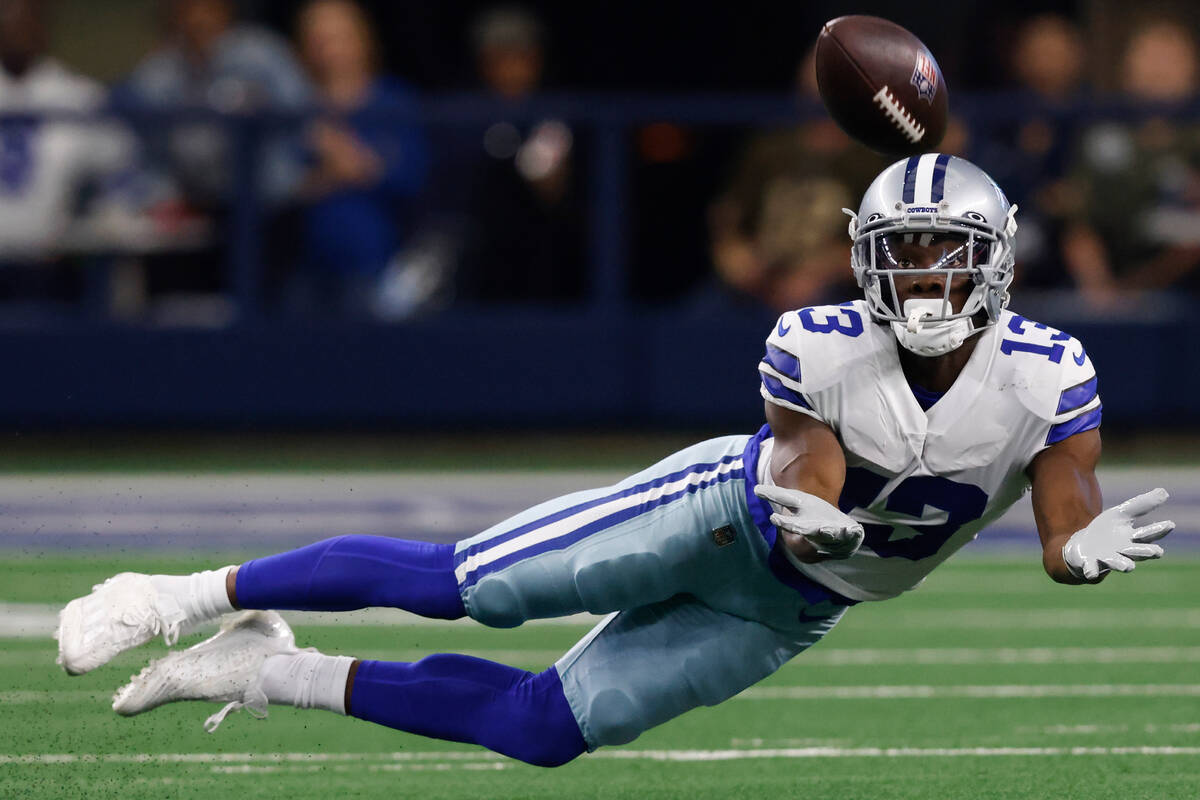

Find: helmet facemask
<box><xmin>846</xmin><ymin>205</ymin><xmax>1017</xmax><ymax>356</ymax></box>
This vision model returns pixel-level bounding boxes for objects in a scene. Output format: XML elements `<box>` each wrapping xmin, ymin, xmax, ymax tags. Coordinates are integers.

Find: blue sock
<box><xmin>349</xmin><ymin>655</ymin><xmax>587</xmax><ymax>767</ymax></box>
<box><xmin>236</xmin><ymin>535</ymin><xmax>465</xmax><ymax>619</ymax></box>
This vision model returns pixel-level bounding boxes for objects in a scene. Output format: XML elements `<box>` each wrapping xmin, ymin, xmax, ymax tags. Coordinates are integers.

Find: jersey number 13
<box><xmin>838</xmin><ymin>468</ymin><xmax>989</xmax><ymax>560</ymax></box>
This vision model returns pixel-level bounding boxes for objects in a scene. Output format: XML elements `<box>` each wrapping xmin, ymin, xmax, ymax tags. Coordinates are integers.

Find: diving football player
<box><xmin>57</xmin><ymin>154</ymin><xmax>1174</xmax><ymax>767</ymax></box>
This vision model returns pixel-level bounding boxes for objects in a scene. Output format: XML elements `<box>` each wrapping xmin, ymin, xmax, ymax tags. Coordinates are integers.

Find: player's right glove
<box><xmin>1061</xmin><ymin>488</ymin><xmax>1175</xmax><ymax>581</ymax></box>
<box><xmin>754</xmin><ymin>484</ymin><xmax>865</xmax><ymax>559</ymax></box>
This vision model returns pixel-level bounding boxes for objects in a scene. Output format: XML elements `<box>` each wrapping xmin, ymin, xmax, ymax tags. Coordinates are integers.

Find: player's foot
<box><xmin>56</xmin><ymin>573</ymin><xmax>188</xmax><ymax>676</ymax></box>
<box><xmin>112</xmin><ymin>610</ymin><xmax>308</xmax><ymax>732</ymax></box>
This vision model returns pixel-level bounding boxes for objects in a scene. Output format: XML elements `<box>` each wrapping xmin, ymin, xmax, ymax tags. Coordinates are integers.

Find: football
<box><xmin>814</xmin><ymin>15</ymin><xmax>948</xmax><ymax>156</ymax></box>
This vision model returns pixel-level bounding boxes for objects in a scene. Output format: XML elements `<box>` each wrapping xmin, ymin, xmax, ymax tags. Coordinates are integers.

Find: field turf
<box><xmin>3</xmin><ymin>553</ymin><xmax>1199</xmax><ymax>799</ymax></box>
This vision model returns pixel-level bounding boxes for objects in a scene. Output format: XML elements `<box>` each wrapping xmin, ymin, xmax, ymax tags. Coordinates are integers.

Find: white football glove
<box><xmin>754</xmin><ymin>484</ymin><xmax>865</xmax><ymax>559</ymax></box>
<box><xmin>1061</xmin><ymin>488</ymin><xmax>1175</xmax><ymax>581</ymax></box>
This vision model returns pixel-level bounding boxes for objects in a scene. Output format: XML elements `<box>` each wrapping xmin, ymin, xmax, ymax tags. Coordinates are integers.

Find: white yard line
<box><xmin>15</xmin><ymin>645</ymin><xmax>1200</xmax><ymax>669</ymax></box>
<box><xmin>795</xmin><ymin>645</ymin><xmax>1200</xmax><ymax>666</ymax></box>
<box><xmin>9</xmin><ymin>625</ymin><xmax>1200</xmax><ymax>669</ymax></box>
<box><xmin>10</xmin><ymin>683</ymin><xmax>1200</xmax><ymax>706</ymax></box>
<box><xmin>850</xmin><ymin>609</ymin><xmax>1200</xmax><ymax>629</ymax></box>
<box><xmin>0</xmin><ymin>751</ymin><xmax>505</xmax><ymax>764</ymax></box>
<box><xmin>209</xmin><ymin>763</ymin><xmax>510</xmax><ymax>774</ymax></box>
<box><xmin>593</xmin><ymin>746</ymin><xmax>1200</xmax><ymax>761</ymax></box>
<box><xmin>4</xmin><ymin>746</ymin><xmax>1200</xmax><ymax>768</ymax></box>
<box><xmin>6</xmin><ymin>601</ymin><xmax>1200</xmax><ymax>640</ymax></box>
<box><xmin>2</xmin><ymin>691</ymin><xmax>111</xmax><ymax>703</ymax></box>
<box><xmin>0</xmin><ymin>603</ymin><xmax>603</xmax><ymax>638</ymax></box>
<box><xmin>1018</xmin><ymin>722</ymin><xmax>1200</xmax><ymax>735</ymax></box>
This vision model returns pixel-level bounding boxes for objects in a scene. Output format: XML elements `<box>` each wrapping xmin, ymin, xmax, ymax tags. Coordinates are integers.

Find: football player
<box><xmin>56</xmin><ymin>154</ymin><xmax>1174</xmax><ymax>767</ymax></box>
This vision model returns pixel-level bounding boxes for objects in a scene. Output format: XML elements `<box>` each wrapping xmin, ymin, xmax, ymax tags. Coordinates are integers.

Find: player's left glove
<box><xmin>1061</xmin><ymin>488</ymin><xmax>1175</xmax><ymax>581</ymax></box>
<box><xmin>754</xmin><ymin>484</ymin><xmax>865</xmax><ymax>559</ymax></box>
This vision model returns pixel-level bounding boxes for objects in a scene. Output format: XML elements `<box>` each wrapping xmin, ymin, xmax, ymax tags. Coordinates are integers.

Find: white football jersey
<box><xmin>756</xmin><ymin>300</ymin><xmax>1101</xmax><ymax>601</ymax></box>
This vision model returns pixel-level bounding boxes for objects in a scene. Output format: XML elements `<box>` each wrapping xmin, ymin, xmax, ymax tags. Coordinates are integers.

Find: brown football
<box><xmin>814</xmin><ymin>15</ymin><xmax>948</xmax><ymax>156</ymax></box>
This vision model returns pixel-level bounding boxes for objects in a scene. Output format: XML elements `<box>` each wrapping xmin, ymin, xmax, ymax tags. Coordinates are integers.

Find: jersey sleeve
<box><xmin>1043</xmin><ymin>339</ymin><xmax>1102</xmax><ymax>446</ymax></box>
<box><xmin>758</xmin><ymin>311</ymin><xmax>828</xmax><ymax>424</ymax></box>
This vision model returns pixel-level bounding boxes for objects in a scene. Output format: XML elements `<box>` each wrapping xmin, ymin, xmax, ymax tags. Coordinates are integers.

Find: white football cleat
<box><xmin>112</xmin><ymin>610</ymin><xmax>307</xmax><ymax>732</ymax></box>
<box><xmin>56</xmin><ymin>573</ymin><xmax>187</xmax><ymax>676</ymax></box>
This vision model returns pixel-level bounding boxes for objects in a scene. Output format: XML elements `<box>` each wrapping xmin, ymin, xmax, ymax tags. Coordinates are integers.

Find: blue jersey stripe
<box><xmin>762</xmin><ymin>343</ymin><xmax>801</xmax><ymax>383</ymax></box>
<box><xmin>760</xmin><ymin>373</ymin><xmax>812</xmax><ymax>410</ymax></box>
<box><xmin>740</xmin><ymin>426</ymin><xmax>859</xmax><ymax>608</ymax></box>
<box><xmin>766</xmin><ymin>543</ymin><xmax>860</xmax><ymax>607</ymax></box>
<box><xmin>454</xmin><ymin>455</ymin><xmax>744</xmax><ymax>569</ymax></box>
<box><xmin>742</xmin><ymin>424</ymin><xmax>774</xmax><ymax>545</ymax></box>
<box><xmin>901</xmin><ymin>156</ymin><xmax>920</xmax><ymax>203</ymax></box>
<box><xmin>929</xmin><ymin>153</ymin><xmax>951</xmax><ymax>202</ymax></box>
<box><xmin>461</xmin><ymin>467</ymin><xmax>745</xmax><ymax>587</ymax></box>
<box><xmin>1056</xmin><ymin>375</ymin><xmax>1099</xmax><ymax>415</ymax></box>
<box><xmin>1047</xmin><ymin>404</ymin><xmax>1103</xmax><ymax>445</ymax></box>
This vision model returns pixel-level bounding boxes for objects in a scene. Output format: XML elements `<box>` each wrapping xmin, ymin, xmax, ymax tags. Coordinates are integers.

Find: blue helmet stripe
<box><xmin>901</xmin><ymin>156</ymin><xmax>920</xmax><ymax>203</ymax></box>
<box><xmin>929</xmin><ymin>153</ymin><xmax>951</xmax><ymax>202</ymax></box>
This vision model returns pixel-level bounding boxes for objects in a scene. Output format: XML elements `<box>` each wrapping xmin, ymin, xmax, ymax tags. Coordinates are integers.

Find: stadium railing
<box><xmin>2</xmin><ymin>94</ymin><xmax>1198</xmax><ymax>429</ymax></box>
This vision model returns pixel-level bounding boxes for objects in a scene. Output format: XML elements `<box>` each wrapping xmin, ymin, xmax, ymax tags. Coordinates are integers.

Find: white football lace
<box><xmin>119</xmin><ymin>604</ymin><xmax>183</xmax><ymax>647</ymax></box>
<box><xmin>873</xmin><ymin>86</ymin><xmax>926</xmax><ymax>144</ymax></box>
<box><xmin>204</xmin><ymin>687</ymin><xmax>269</xmax><ymax>733</ymax></box>
<box><xmin>89</xmin><ymin>575</ymin><xmax>186</xmax><ymax>647</ymax></box>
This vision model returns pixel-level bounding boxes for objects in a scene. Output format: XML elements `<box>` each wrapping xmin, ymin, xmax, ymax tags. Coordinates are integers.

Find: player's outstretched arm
<box><xmin>1027</xmin><ymin>429</ymin><xmax>1175</xmax><ymax>584</ymax></box>
<box><xmin>760</xmin><ymin>402</ymin><xmax>864</xmax><ymax>562</ymax></box>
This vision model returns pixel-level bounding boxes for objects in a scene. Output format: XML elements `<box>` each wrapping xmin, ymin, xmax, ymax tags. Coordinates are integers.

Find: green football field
<box><xmin>4</xmin><ymin>553</ymin><xmax>1199</xmax><ymax>800</ymax></box>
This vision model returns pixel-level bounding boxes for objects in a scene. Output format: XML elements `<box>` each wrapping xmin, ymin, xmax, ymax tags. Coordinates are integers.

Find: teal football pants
<box><xmin>454</xmin><ymin>435</ymin><xmax>846</xmax><ymax>748</ymax></box>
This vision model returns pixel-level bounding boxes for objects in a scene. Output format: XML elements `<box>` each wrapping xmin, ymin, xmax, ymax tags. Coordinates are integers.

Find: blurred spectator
<box><xmin>117</xmin><ymin>0</ymin><xmax>311</xmax><ymax>210</ymax></box>
<box><xmin>693</xmin><ymin>49</ymin><xmax>885</xmax><ymax>317</ymax></box>
<box><xmin>288</xmin><ymin>0</ymin><xmax>431</xmax><ymax>318</ymax></box>
<box><xmin>1060</xmin><ymin>19</ymin><xmax>1200</xmax><ymax>307</ymax></box>
<box><xmin>973</xmin><ymin>14</ymin><xmax>1088</xmax><ymax>289</ymax></box>
<box><xmin>0</xmin><ymin>0</ymin><xmax>132</xmax><ymax>304</ymax></box>
<box><xmin>453</xmin><ymin>7</ymin><xmax>585</xmax><ymax>304</ymax></box>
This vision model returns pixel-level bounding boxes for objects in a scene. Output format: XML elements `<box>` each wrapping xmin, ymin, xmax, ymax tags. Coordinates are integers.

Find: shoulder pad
<box><xmin>1002</xmin><ymin>313</ymin><xmax>1100</xmax><ymax>426</ymax></box>
<box><xmin>762</xmin><ymin>301</ymin><xmax>886</xmax><ymax>396</ymax></box>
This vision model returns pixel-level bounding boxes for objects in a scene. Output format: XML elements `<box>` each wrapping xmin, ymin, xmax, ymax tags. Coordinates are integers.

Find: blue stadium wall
<box><xmin>5</xmin><ymin>311</ymin><xmax>1193</xmax><ymax>430</ymax></box>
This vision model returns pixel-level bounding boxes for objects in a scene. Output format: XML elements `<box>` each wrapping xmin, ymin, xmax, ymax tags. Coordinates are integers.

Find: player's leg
<box><xmin>55</xmin><ymin>535</ymin><xmax>465</xmax><ymax>676</ymax></box>
<box><xmin>553</xmin><ymin>595</ymin><xmax>843</xmax><ymax>749</ymax></box>
<box><xmin>343</xmin><ymin>656</ymin><xmax>586</xmax><ymax>766</ymax></box>
<box><xmin>230</xmin><ymin>535</ymin><xmax>464</xmax><ymax>618</ymax></box>
<box><xmin>111</xmin><ymin>591</ymin><xmax>843</xmax><ymax>767</ymax></box>
<box><xmin>59</xmin><ymin>434</ymin><xmax>759</xmax><ymax>674</ymax></box>
<box><xmin>112</xmin><ymin>610</ymin><xmax>587</xmax><ymax>767</ymax></box>
<box><xmin>455</xmin><ymin>434</ymin><xmax>757</xmax><ymax>627</ymax></box>
<box><xmin>335</xmin><ymin>593</ymin><xmax>843</xmax><ymax>760</ymax></box>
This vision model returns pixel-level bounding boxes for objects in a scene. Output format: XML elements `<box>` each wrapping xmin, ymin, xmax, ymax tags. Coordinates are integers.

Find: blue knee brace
<box><xmin>236</xmin><ymin>534</ymin><xmax>465</xmax><ymax>619</ymax></box>
<box><xmin>349</xmin><ymin>655</ymin><xmax>587</xmax><ymax>767</ymax></box>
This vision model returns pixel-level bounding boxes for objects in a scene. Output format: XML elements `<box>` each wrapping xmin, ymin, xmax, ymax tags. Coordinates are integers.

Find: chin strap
<box><xmin>891</xmin><ymin>298</ymin><xmax>975</xmax><ymax>357</ymax></box>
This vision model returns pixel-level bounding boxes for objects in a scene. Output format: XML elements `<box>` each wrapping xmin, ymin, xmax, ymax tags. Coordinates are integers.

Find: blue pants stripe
<box><xmin>460</xmin><ymin>467</ymin><xmax>745</xmax><ymax>588</ymax></box>
<box><xmin>455</xmin><ymin>455</ymin><xmax>743</xmax><ymax>586</ymax></box>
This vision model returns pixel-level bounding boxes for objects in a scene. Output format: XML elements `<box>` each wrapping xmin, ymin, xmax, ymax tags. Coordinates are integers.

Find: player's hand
<box><xmin>754</xmin><ymin>484</ymin><xmax>865</xmax><ymax>559</ymax></box>
<box><xmin>1062</xmin><ymin>488</ymin><xmax>1175</xmax><ymax>581</ymax></box>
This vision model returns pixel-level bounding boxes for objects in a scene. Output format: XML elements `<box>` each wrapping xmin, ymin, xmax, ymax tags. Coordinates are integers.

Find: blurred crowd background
<box><xmin>1</xmin><ymin>0</ymin><xmax>1198</xmax><ymax>430</ymax></box>
<box><xmin>4</xmin><ymin>0</ymin><xmax>1198</xmax><ymax>322</ymax></box>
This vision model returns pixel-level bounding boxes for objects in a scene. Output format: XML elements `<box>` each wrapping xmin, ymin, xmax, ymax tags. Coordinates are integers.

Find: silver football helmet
<box><xmin>845</xmin><ymin>154</ymin><xmax>1018</xmax><ymax>356</ymax></box>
